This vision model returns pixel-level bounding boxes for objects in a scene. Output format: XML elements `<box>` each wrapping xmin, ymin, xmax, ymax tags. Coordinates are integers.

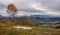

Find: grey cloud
<box><xmin>38</xmin><ymin>0</ymin><xmax>60</xmax><ymax>12</ymax></box>
<box><xmin>16</xmin><ymin>0</ymin><xmax>60</xmax><ymax>12</ymax></box>
<box><xmin>15</xmin><ymin>0</ymin><xmax>44</xmax><ymax>13</ymax></box>
<box><xmin>19</xmin><ymin>8</ymin><xmax>43</xmax><ymax>12</ymax></box>
<box><xmin>1</xmin><ymin>0</ymin><xmax>60</xmax><ymax>12</ymax></box>
<box><xmin>0</xmin><ymin>0</ymin><xmax>60</xmax><ymax>16</ymax></box>
<box><xmin>0</xmin><ymin>3</ymin><xmax>6</xmax><ymax>9</ymax></box>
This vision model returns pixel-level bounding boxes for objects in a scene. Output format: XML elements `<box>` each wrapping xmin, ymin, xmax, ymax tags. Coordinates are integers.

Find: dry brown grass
<box><xmin>0</xmin><ymin>22</ymin><xmax>60</xmax><ymax>35</ymax></box>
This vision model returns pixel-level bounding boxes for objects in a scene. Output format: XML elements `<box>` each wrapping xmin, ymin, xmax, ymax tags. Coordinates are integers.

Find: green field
<box><xmin>0</xmin><ymin>23</ymin><xmax>60</xmax><ymax>35</ymax></box>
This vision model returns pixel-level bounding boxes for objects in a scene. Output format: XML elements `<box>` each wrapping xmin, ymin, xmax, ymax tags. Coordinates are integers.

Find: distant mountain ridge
<box><xmin>0</xmin><ymin>15</ymin><xmax>60</xmax><ymax>27</ymax></box>
<box><xmin>29</xmin><ymin>14</ymin><xmax>60</xmax><ymax>18</ymax></box>
<box><xmin>0</xmin><ymin>15</ymin><xmax>5</xmax><ymax>18</ymax></box>
<box><xmin>0</xmin><ymin>14</ymin><xmax>60</xmax><ymax>18</ymax></box>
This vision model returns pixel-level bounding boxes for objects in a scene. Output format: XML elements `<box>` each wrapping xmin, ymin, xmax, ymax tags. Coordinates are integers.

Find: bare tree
<box><xmin>7</xmin><ymin>3</ymin><xmax>18</xmax><ymax>22</ymax></box>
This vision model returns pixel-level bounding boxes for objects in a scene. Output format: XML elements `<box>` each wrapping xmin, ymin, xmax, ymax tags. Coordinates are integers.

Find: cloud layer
<box><xmin>0</xmin><ymin>0</ymin><xmax>60</xmax><ymax>16</ymax></box>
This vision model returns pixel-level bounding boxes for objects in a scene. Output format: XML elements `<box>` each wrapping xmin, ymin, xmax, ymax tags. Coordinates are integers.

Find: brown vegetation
<box><xmin>0</xmin><ymin>20</ymin><xmax>6</xmax><ymax>23</ymax></box>
<box><xmin>7</xmin><ymin>3</ymin><xmax>18</xmax><ymax>14</ymax></box>
<box><xmin>21</xmin><ymin>17</ymin><xmax>32</xmax><ymax>25</ymax></box>
<box><xmin>54</xmin><ymin>23</ymin><xmax>60</xmax><ymax>29</ymax></box>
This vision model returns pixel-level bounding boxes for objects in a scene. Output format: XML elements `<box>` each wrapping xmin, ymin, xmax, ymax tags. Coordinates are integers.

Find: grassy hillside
<box><xmin>0</xmin><ymin>22</ymin><xmax>60</xmax><ymax>35</ymax></box>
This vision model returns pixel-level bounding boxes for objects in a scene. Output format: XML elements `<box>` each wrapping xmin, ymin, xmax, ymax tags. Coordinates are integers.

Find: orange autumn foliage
<box><xmin>7</xmin><ymin>3</ymin><xmax>18</xmax><ymax>14</ymax></box>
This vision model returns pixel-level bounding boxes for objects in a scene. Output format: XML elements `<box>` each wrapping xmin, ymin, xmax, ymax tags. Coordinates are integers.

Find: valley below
<box><xmin>0</xmin><ymin>15</ymin><xmax>60</xmax><ymax>35</ymax></box>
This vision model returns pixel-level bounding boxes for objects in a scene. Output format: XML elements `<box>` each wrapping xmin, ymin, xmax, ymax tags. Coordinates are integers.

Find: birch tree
<box><xmin>7</xmin><ymin>3</ymin><xmax>18</xmax><ymax>22</ymax></box>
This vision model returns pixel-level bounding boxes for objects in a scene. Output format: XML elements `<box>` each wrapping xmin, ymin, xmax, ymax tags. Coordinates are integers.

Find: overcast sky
<box><xmin>0</xmin><ymin>0</ymin><xmax>60</xmax><ymax>16</ymax></box>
